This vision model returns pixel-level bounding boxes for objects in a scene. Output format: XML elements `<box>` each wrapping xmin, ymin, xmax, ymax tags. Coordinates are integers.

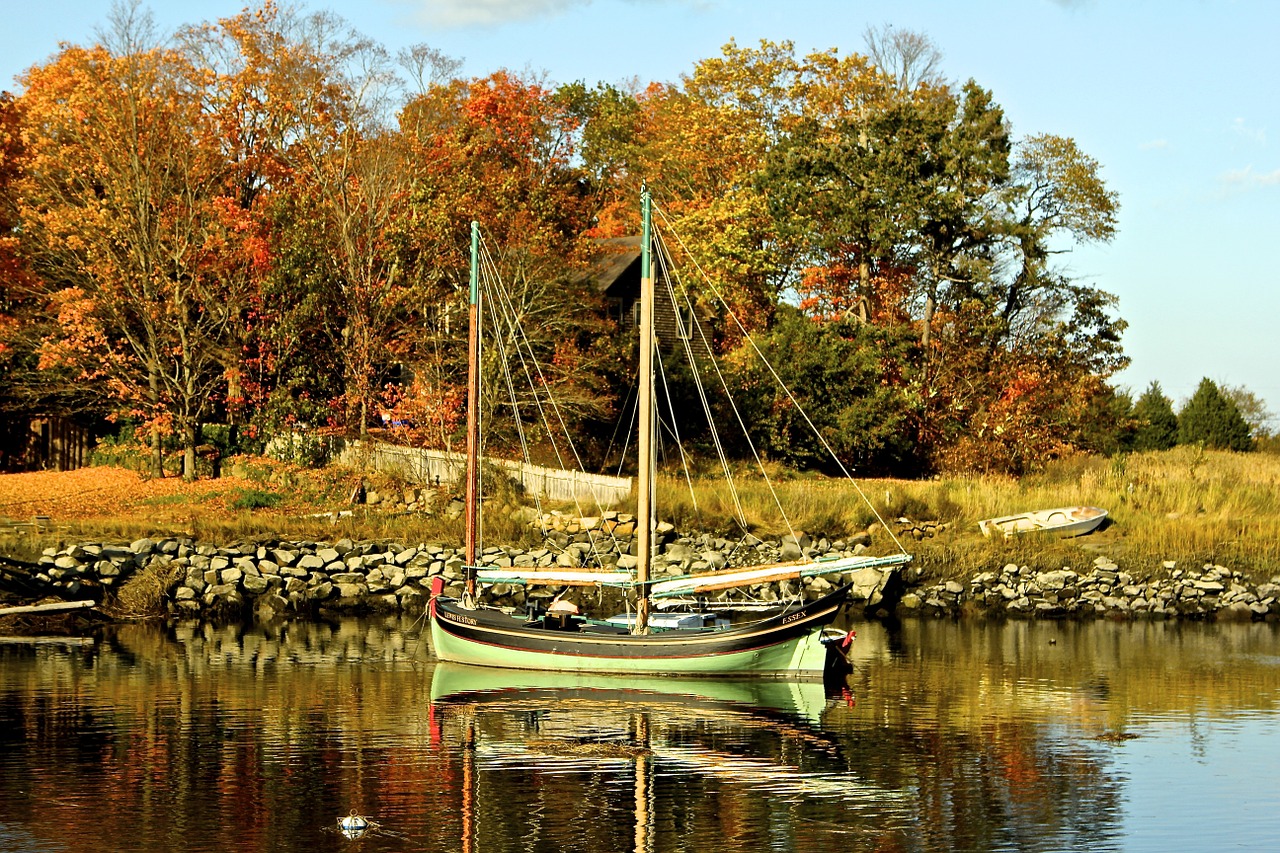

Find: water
<box><xmin>1</xmin><ymin>617</ymin><xmax>1278</xmax><ymax>852</ymax></box>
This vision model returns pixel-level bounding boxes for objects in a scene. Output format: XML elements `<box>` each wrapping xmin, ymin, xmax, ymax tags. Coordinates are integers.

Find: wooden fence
<box><xmin>335</xmin><ymin>440</ymin><xmax>633</xmax><ymax>506</ymax></box>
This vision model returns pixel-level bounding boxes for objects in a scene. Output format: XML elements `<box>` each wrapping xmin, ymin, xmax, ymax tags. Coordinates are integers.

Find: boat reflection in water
<box><xmin>428</xmin><ymin>663</ymin><xmax>911</xmax><ymax>853</ymax></box>
<box><xmin>5</xmin><ymin>618</ymin><xmax>1276</xmax><ymax>851</ymax></box>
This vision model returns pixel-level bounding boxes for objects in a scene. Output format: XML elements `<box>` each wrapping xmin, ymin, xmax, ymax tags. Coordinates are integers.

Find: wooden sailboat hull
<box><xmin>429</xmin><ymin>584</ymin><xmax>853</xmax><ymax>677</ymax></box>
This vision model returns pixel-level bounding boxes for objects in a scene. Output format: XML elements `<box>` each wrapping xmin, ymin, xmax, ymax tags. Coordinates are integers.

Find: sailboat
<box><xmin>428</xmin><ymin>190</ymin><xmax>910</xmax><ymax>677</ymax></box>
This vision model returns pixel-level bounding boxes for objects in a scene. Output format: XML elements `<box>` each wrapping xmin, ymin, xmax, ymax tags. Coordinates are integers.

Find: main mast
<box><xmin>634</xmin><ymin>189</ymin><xmax>654</xmax><ymax>634</ymax></box>
<box><xmin>464</xmin><ymin>221</ymin><xmax>481</xmax><ymax>602</ymax></box>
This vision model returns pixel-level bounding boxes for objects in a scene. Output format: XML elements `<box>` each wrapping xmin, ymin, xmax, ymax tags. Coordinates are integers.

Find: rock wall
<box><xmin>29</xmin><ymin>514</ymin><xmax>1276</xmax><ymax>623</ymax></box>
<box><xmin>906</xmin><ymin>556</ymin><xmax>1278</xmax><ymax>620</ymax></box>
<box><xmin>27</xmin><ymin>511</ymin><xmax>898</xmax><ymax>622</ymax></box>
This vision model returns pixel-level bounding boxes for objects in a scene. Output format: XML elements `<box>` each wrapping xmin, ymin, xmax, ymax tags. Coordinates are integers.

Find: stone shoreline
<box><xmin>13</xmin><ymin>511</ymin><xmax>1279</xmax><ymax>623</ymax></box>
<box><xmin>910</xmin><ymin>556</ymin><xmax>1279</xmax><ymax>621</ymax></box>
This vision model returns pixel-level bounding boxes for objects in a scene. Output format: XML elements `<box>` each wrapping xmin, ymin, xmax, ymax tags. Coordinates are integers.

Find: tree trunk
<box><xmin>182</xmin><ymin>419</ymin><xmax>199</xmax><ymax>483</ymax></box>
<box><xmin>921</xmin><ymin>291</ymin><xmax>936</xmax><ymax>348</ymax></box>
<box><xmin>857</xmin><ymin>257</ymin><xmax>872</xmax><ymax>324</ymax></box>
<box><xmin>148</xmin><ymin>368</ymin><xmax>163</xmax><ymax>479</ymax></box>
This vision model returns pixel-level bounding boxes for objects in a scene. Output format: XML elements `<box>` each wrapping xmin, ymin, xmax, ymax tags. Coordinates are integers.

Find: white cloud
<box><xmin>1220</xmin><ymin>165</ymin><xmax>1280</xmax><ymax>189</ymax></box>
<box><xmin>401</xmin><ymin>0</ymin><xmax>702</xmax><ymax>28</ymax></box>
<box><xmin>1231</xmin><ymin>117</ymin><xmax>1267</xmax><ymax>145</ymax></box>
<box><xmin>1139</xmin><ymin>139</ymin><xmax>1169</xmax><ymax>151</ymax></box>
<box><xmin>406</xmin><ymin>0</ymin><xmax>593</xmax><ymax>28</ymax></box>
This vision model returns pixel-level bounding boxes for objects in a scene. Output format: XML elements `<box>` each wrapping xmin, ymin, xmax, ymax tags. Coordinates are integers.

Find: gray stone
<box><xmin>220</xmin><ymin>567</ymin><xmax>244</xmax><ymax>585</ymax></box>
<box><xmin>701</xmin><ymin>551</ymin><xmax>728</xmax><ymax>570</ymax></box>
<box><xmin>203</xmin><ymin>583</ymin><xmax>239</xmax><ymax>603</ymax></box>
<box><xmin>242</xmin><ymin>574</ymin><xmax>270</xmax><ymax>595</ymax></box>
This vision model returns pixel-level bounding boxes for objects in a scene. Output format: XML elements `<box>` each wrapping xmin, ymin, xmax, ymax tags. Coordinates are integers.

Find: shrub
<box><xmin>230</xmin><ymin>488</ymin><xmax>284</xmax><ymax>510</ymax></box>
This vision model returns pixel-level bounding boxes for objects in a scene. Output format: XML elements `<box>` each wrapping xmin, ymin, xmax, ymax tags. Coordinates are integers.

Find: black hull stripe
<box><xmin>432</xmin><ymin>585</ymin><xmax>850</xmax><ymax>660</ymax></box>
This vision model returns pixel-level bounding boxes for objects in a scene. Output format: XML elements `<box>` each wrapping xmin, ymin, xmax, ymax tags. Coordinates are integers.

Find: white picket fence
<box><xmin>336</xmin><ymin>440</ymin><xmax>632</xmax><ymax>506</ymax></box>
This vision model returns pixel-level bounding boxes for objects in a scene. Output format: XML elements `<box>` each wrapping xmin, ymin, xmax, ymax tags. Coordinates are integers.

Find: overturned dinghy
<box><xmin>978</xmin><ymin>506</ymin><xmax>1108</xmax><ymax>538</ymax></box>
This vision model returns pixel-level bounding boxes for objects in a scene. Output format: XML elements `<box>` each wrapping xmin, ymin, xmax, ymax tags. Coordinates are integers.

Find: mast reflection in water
<box><xmin>1</xmin><ymin>616</ymin><xmax>1278</xmax><ymax>852</ymax></box>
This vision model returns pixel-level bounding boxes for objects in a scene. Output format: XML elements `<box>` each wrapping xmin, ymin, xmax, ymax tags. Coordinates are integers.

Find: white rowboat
<box><xmin>977</xmin><ymin>506</ymin><xmax>1108</xmax><ymax>538</ymax></box>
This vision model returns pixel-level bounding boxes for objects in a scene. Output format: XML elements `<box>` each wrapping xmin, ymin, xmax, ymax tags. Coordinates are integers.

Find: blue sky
<box><xmin>4</xmin><ymin>0</ymin><xmax>1277</xmax><ymax>417</ymax></box>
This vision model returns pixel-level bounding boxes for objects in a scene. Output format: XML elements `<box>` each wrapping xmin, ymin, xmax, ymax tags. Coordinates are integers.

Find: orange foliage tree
<box><xmin>17</xmin><ymin>18</ymin><xmax>257</xmax><ymax>480</ymax></box>
<box><xmin>185</xmin><ymin>4</ymin><xmax>419</xmax><ymax>438</ymax></box>
<box><xmin>398</xmin><ymin>70</ymin><xmax>616</xmax><ymax>457</ymax></box>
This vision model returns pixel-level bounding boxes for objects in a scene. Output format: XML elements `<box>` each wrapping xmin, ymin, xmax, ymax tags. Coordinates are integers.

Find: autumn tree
<box><xmin>398</xmin><ymin>70</ymin><xmax>615</xmax><ymax>457</ymax></box>
<box><xmin>0</xmin><ymin>91</ymin><xmax>40</xmax><ymax>416</ymax></box>
<box><xmin>182</xmin><ymin>4</ymin><xmax>419</xmax><ymax>439</ymax></box>
<box><xmin>17</xmin><ymin>8</ymin><xmax>255</xmax><ymax>480</ymax></box>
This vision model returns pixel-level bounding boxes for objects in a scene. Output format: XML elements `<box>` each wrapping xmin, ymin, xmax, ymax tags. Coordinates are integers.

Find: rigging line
<box><xmin>652</xmin><ymin>221</ymin><xmax>799</xmax><ymax>546</ymax></box>
<box><xmin>652</xmin><ymin>343</ymin><xmax>700</xmax><ymax>518</ymax></box>
<box><xmin>476</xmin><ymin>237</ymin><xmax>566</xmax><ymax>542</ymax></box>
<box><xmin>652</xmin><ymin>251</ymin><xmax>743</xmax><ymax>529</ymax></box>
<box><xmin>475</xmin><ymin>235</ymin><xmax>557</xmax><ymax>543</ymax></box>
<box><xmin>479</xmin><ymin>248</ymin><xmax>577</xmax><ymax>491</ymax></box>
<box><xmin>602</xmin><ymin>378</ymin><xmax>637</xmax><ymax>476</ymax></box>
<box><xmin>649</xmin><ymin>238</ymin><xmax>734</xmax><ymax>496</ymax></box>
<box><xmin>476</xmin><ymin>243</ymin><xmax>543</xmax><ymax>532</ymax></box>
<box><xmin>650</xmin><ymin>227</ymin><xmax>754</xmax><ymax>533</ymax></box>
<box><xmin>477</xmin><ymin>237</ymin><xmax>626</xmax><ymax>566</ymax></box>
<box><xmin>657</xmin><ymin>230</ymin><xmax>797</xmax><ymax>549</ymax></box>
<box><xmin>613</xmin><ymin>381</ymin><xmax>639</xmax><ymax>481</ymax></box>
<box><xmin>651</xmin><ymin>202</ymin><xmax>909</xmax><ymax>555</ymax></box>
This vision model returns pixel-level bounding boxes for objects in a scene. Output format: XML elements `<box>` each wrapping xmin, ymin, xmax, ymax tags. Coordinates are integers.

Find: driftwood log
<box><xmin>0</xmin><ymin>599</ymin><xmax>96</xmax><ymax>617</ymax></box>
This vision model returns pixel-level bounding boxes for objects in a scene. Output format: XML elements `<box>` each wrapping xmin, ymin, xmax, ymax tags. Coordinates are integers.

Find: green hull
<box><xmin>428</xmin><ymin>662</ymin><xmax>832</xmax><ymax>724</ymax></box>
<box><xmin>429</xmin><ymin>611</ymin><xmax>832</xmax><ymax>676</ymax></box>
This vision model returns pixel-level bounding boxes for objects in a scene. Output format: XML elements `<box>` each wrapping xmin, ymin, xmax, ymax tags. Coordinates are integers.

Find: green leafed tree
<box><xmin>1131</xmin><ymin>381</ymin><xmax>1178</xmax><ymax>451</ymax></box>
<box><xmin>1177</xmin><ymin>378</ymin><xmax>1252</xmax><ymax>451</ymax></box>
<box><xmin>720</xmin><ymin>305</ymin><xmax>919</xmax><ymax>474</ymax></box>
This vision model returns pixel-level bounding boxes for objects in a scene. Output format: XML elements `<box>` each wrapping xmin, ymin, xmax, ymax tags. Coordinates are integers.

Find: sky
<box><xmin>3</xmin><ymin>0</ymin><xmax>1278</xmax><ymax>418</ymax></box>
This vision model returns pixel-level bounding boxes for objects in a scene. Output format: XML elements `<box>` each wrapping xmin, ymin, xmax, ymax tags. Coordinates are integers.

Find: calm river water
<box><xmin>2</xmin><ymin>615</ymin><xmax>1278</xmax><ymax>852</ymax></box>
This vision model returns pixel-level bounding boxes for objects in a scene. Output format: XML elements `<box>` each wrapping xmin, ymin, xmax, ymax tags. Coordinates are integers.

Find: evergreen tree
<box><xmin>1177</xmin><ymin>378</ymin><xmax>1252</xmax><ymax>451</ymax></box>
<box><xmin>1131</xmin><ymin>381</ymin><xmax>1178</xmax><ymax>451</ymax></box>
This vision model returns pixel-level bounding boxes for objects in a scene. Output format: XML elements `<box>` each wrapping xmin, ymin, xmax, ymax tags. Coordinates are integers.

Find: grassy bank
<box><xmin>3</xmin><ymin>447</ymin><xmax>1277</xmax><ymax>584</ymax></box>
<box><xmin>657</xmin><ymin>446</ymin><xmax>1280</xmax><ymax>582</ymax></box>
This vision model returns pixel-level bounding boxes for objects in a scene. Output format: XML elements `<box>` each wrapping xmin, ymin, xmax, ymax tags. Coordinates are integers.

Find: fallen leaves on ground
<box><xmin>0</xmin><ymin>467</ymin><xmax>248</xmax><ymax>522</ymax></box>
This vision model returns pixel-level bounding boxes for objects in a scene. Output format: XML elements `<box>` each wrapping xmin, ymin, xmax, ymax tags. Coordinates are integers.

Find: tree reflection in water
<box><xmin>0</xmin><ymin>616</ymin><xmax>1276</xmax><ymax>851</ymax></box>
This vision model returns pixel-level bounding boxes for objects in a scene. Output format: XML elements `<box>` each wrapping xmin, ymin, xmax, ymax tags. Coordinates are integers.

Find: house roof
<box><xmin>579</xmin><ymin>235</ymin><xmax>642</xmax><ymax>295</ymax></box>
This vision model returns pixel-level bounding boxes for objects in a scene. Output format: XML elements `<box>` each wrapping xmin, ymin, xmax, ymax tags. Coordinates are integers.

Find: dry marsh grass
<box><xmin>4</xmin><ymin>448</ymin><xmax>1278</xmax><ymax>582</ymax></box>
<box><xmin>656</xmin><ymin>448</ymin><xmax>1280</xmax><ymax>580</ymax></box>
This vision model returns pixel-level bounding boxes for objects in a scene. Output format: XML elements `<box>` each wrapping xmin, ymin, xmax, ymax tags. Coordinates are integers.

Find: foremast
<box><xmin>464</xmin><ymin>220</ymin><xmax>481</xmax><ymax>602</ymax></box>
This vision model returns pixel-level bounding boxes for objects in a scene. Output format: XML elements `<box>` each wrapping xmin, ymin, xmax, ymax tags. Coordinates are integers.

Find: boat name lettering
<box><xmin>781</xmin><ymin>612</ymin><xmax>805</xmax><ymax>625</ymax></box>
<box><xmin>445</xmin><ymin>612</ymin><xmax>478</xmax><ymax>626</ymax></box>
